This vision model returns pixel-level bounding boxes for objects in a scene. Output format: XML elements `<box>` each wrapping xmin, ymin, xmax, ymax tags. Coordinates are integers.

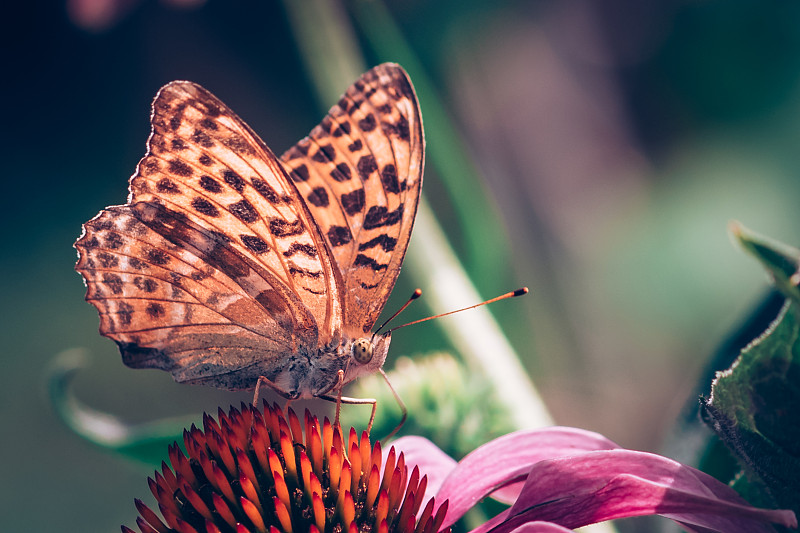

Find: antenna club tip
<box><xmin>412</xmin><ymin>288</ymin><xmax>422</xmax><ymax>298</ymax></box>
<box><xmin>513</xmin><ymin>287</ymin><xmax>529</xmax><ymax>297</ymax></box>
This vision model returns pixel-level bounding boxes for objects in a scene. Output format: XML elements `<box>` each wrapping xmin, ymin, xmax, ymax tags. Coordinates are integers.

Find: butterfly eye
<box><xmin>351</xmin><ymin>338</ymin><xmax>374</xmax><ymax>364</ymax></box>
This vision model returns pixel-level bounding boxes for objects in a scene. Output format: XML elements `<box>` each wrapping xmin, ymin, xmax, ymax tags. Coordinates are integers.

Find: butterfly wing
<box><xmin>281</xmin><ymin>63</ymin><xmax>424</xmax><ymax>335</ymax></box>
<box><xmin>76</xmin><ymin>81</ymin><xmax>345</xmax><ymax>389</ymax></box>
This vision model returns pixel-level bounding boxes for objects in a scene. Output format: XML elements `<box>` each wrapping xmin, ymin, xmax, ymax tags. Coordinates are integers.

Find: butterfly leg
<box><xmin>253</xmin><ymin>375</ymin><xmax>301</xmax><ymax>406</ymax></box>
<box><xmin>322</xmin><ymin>373</ymin><xmax>379</xmax><ymax>435</ymax></box>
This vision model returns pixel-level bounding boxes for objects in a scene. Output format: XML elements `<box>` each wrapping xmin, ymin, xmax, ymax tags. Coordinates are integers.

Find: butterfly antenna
<box><xmin>372</xmin><ymin>289</ymin><xmax>423</xmax><ymax>339</ymax></box>
<box><xmin>388</xmin><ymin>287</ymin><xmax>529</xmax><ymax>333</ymax></box>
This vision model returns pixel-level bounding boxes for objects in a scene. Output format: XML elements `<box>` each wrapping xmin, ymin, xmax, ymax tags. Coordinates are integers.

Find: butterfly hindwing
<box><xmin>281</xmin><ymin>63</ymin><xmax>424</xmax><ymax>335</ymax></box>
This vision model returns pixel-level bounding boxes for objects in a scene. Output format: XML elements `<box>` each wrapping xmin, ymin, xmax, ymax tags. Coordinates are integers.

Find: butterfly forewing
<box><xmin>130</xmin><ymin>81</ymin><xmax>343</xmax><ymax>343</ymax></box>
<box><xmin>281</xmin><ymin>64</ymin><xmax>424</xmax><ymax>335</ymax></box>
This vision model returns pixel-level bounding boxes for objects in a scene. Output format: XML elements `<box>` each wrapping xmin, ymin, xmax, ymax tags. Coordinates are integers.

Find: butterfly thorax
<box><xmin>271</xmin><ymin>332</ymin><xmax>391</xmax><ymax>399</ymax></box>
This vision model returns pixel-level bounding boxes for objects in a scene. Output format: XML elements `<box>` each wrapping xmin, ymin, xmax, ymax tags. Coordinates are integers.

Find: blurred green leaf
<box><xmin>730</xmin><ymin>221</ymin><xmax>800</xmax><ymax>303</ymax></box>
<box><xmin>49</xmin><ymin>348</ymin><xmax>197</xmax><ymax>467</ymax></box>
<box><xmin>702</xmin><ymin>227</ymin><xmax>800</xmax><ymax>517</ymax></box>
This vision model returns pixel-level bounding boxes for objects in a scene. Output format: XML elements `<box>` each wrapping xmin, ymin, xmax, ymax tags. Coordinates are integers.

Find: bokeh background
<box><xmin>4</xmin><ymin>0</ymin><xmax>800</xmax><ymax>531</ymax></box>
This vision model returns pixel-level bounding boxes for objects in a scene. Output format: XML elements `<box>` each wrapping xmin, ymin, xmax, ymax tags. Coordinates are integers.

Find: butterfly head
<box><xmin>342</xmin><ymin>332</ymin><xmax>392</xmax><ymax>384</ymax></box>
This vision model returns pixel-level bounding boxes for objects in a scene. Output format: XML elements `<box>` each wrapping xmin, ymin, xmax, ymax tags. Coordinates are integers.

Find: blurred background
<box><xmin>4</xmin><ymin>0</ymin><xmax>800</xmax><ymax>531</ymax></box>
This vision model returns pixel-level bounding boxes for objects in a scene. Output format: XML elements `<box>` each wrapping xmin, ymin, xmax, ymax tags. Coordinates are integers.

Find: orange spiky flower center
<box><xmin>123</xmin><ymin>403</ymin><xmax>448</xmax><ymax>533</ymax></box>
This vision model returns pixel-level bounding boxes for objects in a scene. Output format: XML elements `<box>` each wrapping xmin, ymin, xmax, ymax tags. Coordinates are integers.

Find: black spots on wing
<box><xmin>348</xmin><ymin>140</ymin><xmax>363</xmax><ymax>152</ymax></box>
<box><xmin>377</xmin><ymin>104</ymin><xmax>392</xmax><ymax>115</ymax></box>
<box><xmin>289</xmin><ymin>266</ymin><xmax>323</xmax><ymax>279</ymax></box>
<box><xmin>128</xmin><ymin>257</ymin><xmax>146</xmax><ymax>270</ymax></box>
<box><xmin>364</xmin><ymin>205</ymin><xmax>403</xmax><ymax>230</ymax></box>
<box><xmin>141</xmin><ymin>157</ymin><xmax>160</xmax><ymax>176</ymax></box>
<box><xmin>199</xmin><ymin>175</ymin><xmax>222</xmax><ymax>193</ymax></box>
<box><xmin>330</xmin><ymin>163</ymin><xmax>352</xmax><ymax>182</ymax></box>
<box><xmin>354</xmin><ymin>253</ymin><xmax>388</xmax><ymax>271</ymax></box>
<box><xmin>190</xmin><ymin>269</ymin><xmax>209</xmax><ymax>281</ymax></box>
<box><xmin>192</xmin><ymin>197</ymin><xmax>220</xmax><ymax>218</ymax></box>
<box><xmin>347</xmin><ymin>98</ymin><xmax>364</xmax><ymax>116</ymax></box>
<box><xmin>311</xmin><ymin>144</ymin><xmax>336</xmax><ymax>163</ymax></box>
<box><xmin>306</xmin><ymin>187</ymin><xmax>329</xmax><ymax>208</ymax></box>
<box><xmin>200</xmin><ymin>118</ymin><xmax>218</xmax><ymax>131</ymax></box>
<box><xmin>104</xmin><ymin>232</ymin><xmax>123</xmax><ymax>250</ymax></box>
<box><xmin>327</xmin><ymin>225</ymin><xmax>352</xmax><ymax>247</ymax></box>
<box><xmin>364</xmin><ymin>87</ymin><xmax>377</xmax><ymax>99</ymax></box>
<box><xmin>283</xmin><ymin>243</ymin><xmax>317</xmax><ymax>258</ymax></box>
<box><xmin>168</xmin><ymin>103</ymin><xmax>186</xmax><ymax>131</ymax></box>
<box><xmin>171</xmin><ymin>138</ymin><xmax>187</xmax><ymax>150</ymax></box>
<box><xmin>146</xmin><ymin>248</ymin><xmax>171</xmax><ymax>266</ymax></box>
<box><xmin>190</xmin><ymin>97</ymin><xmax>222</xmax><ymax>117</ymax></box>
<box><xmin>341</xmin><ymin>189</ymin><xmax>365</xmax><ymax>215</ymax></box>
<box><xmin>383</xmin><ymin>115</ymin><xmax>410</xmax><ymax>142</ymax></box>
<box><xmin>102</xmin><ymin>273</ymin><xmax>123</xmax><ymax>294</ymax></box>
<box><xmin>241</xmin><ymin>235</ymin><xmax>269</xmax><ymax>254</ymax></box>
<box><xmin>81</xmin><ymin>235</ymin><xmax>100</xmax><ymax>248</ymax></box>
<box><xmin>358</xmin><ymin>114</ymin><xmax>377</xmax><ymax>132</ymax></box>
<box><xmin>252</xmin><ymin>177</ymin><xmax>290</xmax><ymax>205</ymax></box>
<box><xmin>133</xmin><ymin>276</ymin><xmax>158</xmax><ymax>293</ymax></box>
<box><xmin>223</xmin><ymin>169</ymin><xmax>245</xmax><ymax>192</ymax></box>
<box><xmin>223</xmin><ymin>134</ymin><xmax>255</xmax><ymax>155</ymax></box>
<box><xmin>360</xmin><ymin>281</ymin><xmax>380</xmax><ymax>290</ymax></box>
<box><xmin>381</xmin><ymin>164</ymin><xmax>400</xmax><ymax>194</ymax></box>
<box><xmin>358</xmin><ymin>234</ymin><xmax>397</xmax><ymax>252</ymax></box>
<box><xmin>157</xmin><ymin>178</ymin><xmax>181</xmax><ymax>194</ymax></box>
<box><xmin>168</xmin><ymin>273</ymin><xmax>183</xmax><ymax>299</ymax></box>
<box><xmin>146</xmin><ymin>302</ymin><xmax>166</xmax><ymax>318</ymax></box>
<box><xmin>269</xmin><ymin>218</ymin><xmax>304</xmax><ymax>238</ymax></box>
<box><xmin>395</xmin><ymin>115</ymin><xmax>411</xmax><ymax>141</ymax></box>
<box><xmin>331</xmin><ymin>121</ymin><xmax>351</xmax><ymax>137</ymax></box>
<box><xmin>229</xmin><ymin>199</ymin><xmax>259</xmax><ymax>223</ymax></box>
<box><xmin>357</xmin><ymin>155</ymin><xmax>377</xmax><ymax>180</ymax></box>
<box><xmin>115</xmin><ymin>302</ymin><xmax>134</xmax><ymax>327</ymax></box>
<box><xmin>94</xmin><ymin>218</ymin><xmax>115</xmax><ymax>231</ymax></box>
<box><xmin>198</xmin><ymin>154</ymin><xmax>213</xmax><ymax>166</ymax></box>
<box><xmin>289</xmin><ymin>164</ymin><xmax>310</xmax><ymax>183</ymax></box>
<box><xmin>96</xmin><ymin>252</ymin><xmax>119</xmax><ymax>268</ymax></box>
<box><xmin>191</xmin><ymin>128</ymin><xmax>215</xmax><ymax>148</ymax></box>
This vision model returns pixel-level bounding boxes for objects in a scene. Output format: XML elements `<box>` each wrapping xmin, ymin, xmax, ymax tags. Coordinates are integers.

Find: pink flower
<box><xmin>123</xmin><ymin>405</ymin><xmax>795</xmax><ymax>533</ymax></box>
<box><xmin>393</xmin><ymin>427</ymin><xmax>798</xmax><ymax>533</ymax></box>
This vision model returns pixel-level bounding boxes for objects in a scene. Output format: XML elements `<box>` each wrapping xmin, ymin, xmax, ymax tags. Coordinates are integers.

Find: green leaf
<box><xmin>730</xmin><ymin>221</ymin><xmax>800</xmax><ymax>303</ymax></box>
<box><xmin>48</xmin><ymin>348</ymin><xmax>198</xmax><ymax>467</ymax></box>
<box><xmin>703</xmin><ymin>278</ymin><xmax>800</xmax><ymax>515</ymax></box>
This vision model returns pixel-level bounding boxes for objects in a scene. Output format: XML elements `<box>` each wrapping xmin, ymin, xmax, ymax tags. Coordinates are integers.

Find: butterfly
<box><xmin>75</xmin><ymin>63</ymin><xmax>423</xmax><ymax>425</ymax></box>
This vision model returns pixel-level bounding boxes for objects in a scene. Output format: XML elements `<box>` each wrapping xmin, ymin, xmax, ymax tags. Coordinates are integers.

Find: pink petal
<box><xmin>507</xmin><ymin>522</ymin><xmax>575</xmax><ymax>533</ymax></box>
<box><xmin>432</xmin><ymin>427</ymin><xmax>619</xmax><ymax>524</ymax></box>
<box><xmin>390</xmin><ymin>436</ymin><xmax>457</xmax><ymax>498</ymax></box>
<box><xmin>470</xmin><ymin>449</ymin><xmax>797</xmax><ymax>533</ymax></box>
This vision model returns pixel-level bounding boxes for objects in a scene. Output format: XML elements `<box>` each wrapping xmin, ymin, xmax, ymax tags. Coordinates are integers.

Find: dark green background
<box><xmin>5</xmin><ymin>1</ymin><xmax>800</xmax><ymax>531</ymax></box>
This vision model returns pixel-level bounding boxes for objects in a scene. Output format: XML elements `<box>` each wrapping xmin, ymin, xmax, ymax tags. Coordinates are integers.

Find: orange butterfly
<box><xmin>75</xmin><ymin>64</ymin><xmax>423</xmax><ymax>427</ymax></box>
